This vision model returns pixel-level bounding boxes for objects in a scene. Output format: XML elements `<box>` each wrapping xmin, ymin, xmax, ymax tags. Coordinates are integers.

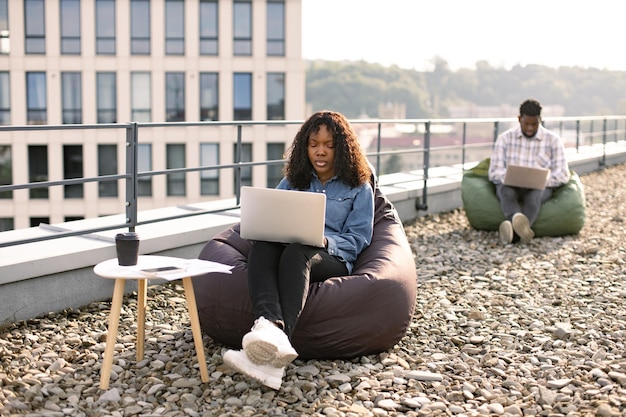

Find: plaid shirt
<box><xmin>488</xmin><ymin>124</ymin><xmax>570</xmax><ymax>188</ymax></box>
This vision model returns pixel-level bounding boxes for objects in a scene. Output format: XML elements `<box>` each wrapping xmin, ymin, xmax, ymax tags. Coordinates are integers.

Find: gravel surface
<box><xmin>1</xmin><ymin>163</ymin><xmax>626</xmax><ymax>417</ymax></box>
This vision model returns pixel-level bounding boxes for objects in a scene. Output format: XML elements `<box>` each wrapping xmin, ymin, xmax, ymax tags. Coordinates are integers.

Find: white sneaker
<box><xmin>242</xmin><ymin>317</ymin><xmax>298</xmax><ymax>367</ymax></box>
<box><xmin>499</xmin><ymin>220</ymin><xmax>513</xmax><ymax>244</ymax></box>
<box><xmin>512</xmin><ymin>213</ymin><xmax>534</xmax><ymax>243</ymax></box>
<box><xmin>223</xmin><ymin>349</ymin><xmax>284</xmax><ymax>390</ymax></box>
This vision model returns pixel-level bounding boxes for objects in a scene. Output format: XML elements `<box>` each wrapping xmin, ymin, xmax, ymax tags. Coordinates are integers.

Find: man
<box><xmin>488</xmin><ymin>99</ymin><xmax>570</xmax><ymax>244</ymax></box>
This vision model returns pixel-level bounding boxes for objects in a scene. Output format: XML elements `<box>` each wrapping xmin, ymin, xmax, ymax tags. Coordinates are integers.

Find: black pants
<box><xmin>247</xmin><ymin>241</ymin><xmax>348</xmax><ymax>338</ymax></box>
<box><xmin>495</xmin><ymin>184</ymin><xmax>554</xmax><ymax>225</ymax></box>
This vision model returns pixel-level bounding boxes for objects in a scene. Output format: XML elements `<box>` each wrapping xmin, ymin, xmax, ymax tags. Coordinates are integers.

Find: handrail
<box><xmin>1</xmin><ymin>115</ymin><xmax>625</xmax><ymax>248</ymax></box>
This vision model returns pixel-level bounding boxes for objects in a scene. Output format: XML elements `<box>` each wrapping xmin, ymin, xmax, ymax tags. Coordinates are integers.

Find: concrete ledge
<box><xmin>1</xmin><ymin>142</ymin><xmax>625</xmax><ymax>326</ymax></box>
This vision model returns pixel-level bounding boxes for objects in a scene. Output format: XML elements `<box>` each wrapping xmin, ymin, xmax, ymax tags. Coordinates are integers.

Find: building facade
<box><xmin>0</xmin><ymin>0</ymin><xmax>305</xmax><ymax>231</ymax></box>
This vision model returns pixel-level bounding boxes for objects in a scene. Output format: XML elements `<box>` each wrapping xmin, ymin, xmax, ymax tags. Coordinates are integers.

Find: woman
<box><xmin>223</xmin><ymin>111</ymin><xmax>375</xmax><ymax>389</ymax></box>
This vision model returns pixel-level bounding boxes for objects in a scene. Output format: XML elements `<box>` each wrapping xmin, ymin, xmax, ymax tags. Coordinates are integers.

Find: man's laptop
<box><xmin>239</xmin><ymin>186</ymin><xmax>326</xmax><ymax>247</ymax></box>
<box><xmin>503</xmin><ymin>164</ymin><xmax>550</xmax><ymax>190</ymax></box>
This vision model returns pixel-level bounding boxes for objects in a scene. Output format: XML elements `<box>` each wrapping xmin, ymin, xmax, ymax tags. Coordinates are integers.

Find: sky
<box><xmin>301</xmin><ymin>0</ymin><xmax>626</xmax><ymax>72</ymax></box>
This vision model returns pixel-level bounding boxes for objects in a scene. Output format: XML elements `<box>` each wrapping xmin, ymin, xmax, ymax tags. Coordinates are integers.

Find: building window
<box><xmin>28</xmin><ymin>145</ymin><xmax>48</xmax><ymax>199</ymax></box>
<box><xmin>166</xmin><ymin>144</ymin><xmax>186</xmax><ymax>196</ymax></box>
<box><xmin>137</xmin><ymin>144</ymin><xmax>152</xmax><ymax>196</ymax></box>
<box><xmin>200</xmin><ymin>143</ymin><xmax>219</xmax><ymax>195</ymax></box>
<box><xmin>199</xmin><ymin>0</ymin><xmax>218</xmax><ymax>55</ymax></box>
<box><xmin>96</xmin><ymin>0</ymin><xmax>116</xmax><ymax>54</ymax></box>
<box><xmin>233</xmin><ymin>142</ymin><xmax>252</xmax><ymax>189</ymax></box>
<box><xmin>131</xmin><ymin>72</ymin><xmax>151</xmax><ymax>122</ymax></box>
<box><xmin>63</xmin><ymin>145</ymin><xmax>83</xmax><ymax>198</ymax></box>
<box><xmin>60</xmin><ymin>0</ymin><xmax>80</xmax><ymax>54</ymax></box>
<box><xmin>166</xmin><ymin>72</ymin><xmax>185</xmax><ymax>122</ymax></box>
<box><xmin>26</xmin><ymin>72</ymin><xmax>46</xmax><ymax>125</ymax></box>
<box><xmin>266</xmin><ymin>143</ymin><xmax>285</xmax><ymax>187</ymax></box>
<box><xmin>200</xmin><ymin>72</ymin><xmax>218</xmax><ymax>121</ymax></box>
<box><xmin>130</xmin><ymin>0</ymin><xmax>150</xmax><ymax>55</ymax></box>
<box><xmin>233</xmin><ymin>73</ymin><xmax>252</xmax><ymax>121</ymax></box>
<box><xmin>267</xmin><ymin>0</ymin><xmax>284</xmax><ymax>56</ymax></box>
<box><xmin>0</xmin><ymin>71</ymin><xmax>9</xmax><ymax>124</ymax></box>
<box><xmin>30</xmin><ymin>217</ymin><xmax>49</xmax><ymax>227</ymax></box>
<box><xmin>0</xmin><ymin>0</ymin><xmax>9</xmax><ymax>54</ymax></box>
<box><xmin>62</xmin><ymin>72</ymin><xmax>82</xmax><ymax>124</ymax></box>
<box><xmin>0</xmin><ymin>145</ymin><xmax>11</xmax><ymax>199</ymax></box>
<box><xmin>98</xmin><ymin>144</ymin><xmax>118</xmax><ymax>197</ymax></box>
<box><xmin>233</xmin><ymin>1</ymin><xmax>252</xmax><ymax>56</ymax></box>
<box><xmin>165</xmin><ymin>0</ymin><xmax>184</xmax><ymax>55</ymax></box>
<box><xmin>0</xmin><ymin>218</ymin><xmax>13</xmax><ymax>232</ymax></box>
<box><xmin>97</xmin><ymin>72</ymin><xmax>117</xmax><ymax>123</ymax></box>
<box><xmin>267</xmin><ymin>72</ymin><xmax>285</xmax><ymax>120</ymax></box>
<box><xmin>24</xmin><ymin>0</ymin><xmax>45</xmax><ymax>54</ymax></box>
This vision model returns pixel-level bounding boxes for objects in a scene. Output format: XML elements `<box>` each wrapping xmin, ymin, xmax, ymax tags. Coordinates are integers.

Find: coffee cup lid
<box><xmin>115</xmin><ymin>232</ymin><xmax>139</xmax><ymax>240</ymax></box>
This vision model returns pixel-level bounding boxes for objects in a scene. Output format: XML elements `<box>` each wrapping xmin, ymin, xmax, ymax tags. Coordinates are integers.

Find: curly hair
<box><xmin>520</xmin><ymin>99</ymin><xmax>542</xmax><ymax>117</ymax></box>
<box><xmin>284</xmin><ymin>111</ymin><xmax>372</xmax><ymax>190</ymax></box>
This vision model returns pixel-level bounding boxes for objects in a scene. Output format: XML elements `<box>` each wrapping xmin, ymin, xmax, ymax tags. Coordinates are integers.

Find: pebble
<box><xmin>2</xmin><ymin>163</ymin><xmax>626</xmax><ymax>415</ymax></box>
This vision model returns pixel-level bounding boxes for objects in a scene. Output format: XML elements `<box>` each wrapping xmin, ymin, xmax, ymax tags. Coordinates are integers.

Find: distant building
<box><xmin>0</xmin><ymin>0</ymin><xmax>305</xmax><ymax>231</ymax></box>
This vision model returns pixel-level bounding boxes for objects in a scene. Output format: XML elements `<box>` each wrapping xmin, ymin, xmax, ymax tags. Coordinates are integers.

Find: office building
<box><xmin>0</xmin><ymin>0</ymin><xmax>305</xmax><ymax>231</ymax></box>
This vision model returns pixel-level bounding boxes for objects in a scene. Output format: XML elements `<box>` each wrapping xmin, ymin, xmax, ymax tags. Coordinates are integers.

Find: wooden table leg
<box><xmin>182</xmin><ymin>277</ymin><xmax>209</xmax><ymax>383</ymax></box>
<box><xmin>136</xmin><ymin>279</ymin><xmax>148</xmax><ymax>362</ymax></box>
<box><xmin>100</xmin><ymin>279</ymin><xmax>126</xmax><ymax>390</ymax></box>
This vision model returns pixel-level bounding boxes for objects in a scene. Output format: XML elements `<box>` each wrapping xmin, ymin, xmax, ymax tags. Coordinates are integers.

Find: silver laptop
<box><xmin>503</xmin><ymin>164</ymin><xmax>550</xmax><ymax>190</ymax></box>
<box><xmin>239</xmin><ymin>186</ymin><xmax>326</xmax><ymax>247</ymax></box>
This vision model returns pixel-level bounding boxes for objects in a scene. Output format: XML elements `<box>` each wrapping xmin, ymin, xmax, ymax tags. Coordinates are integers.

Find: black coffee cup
<box><xmin>115</xmin><ymin>232</ymin><xmax>140</xmax><ymax>266</ymax></box>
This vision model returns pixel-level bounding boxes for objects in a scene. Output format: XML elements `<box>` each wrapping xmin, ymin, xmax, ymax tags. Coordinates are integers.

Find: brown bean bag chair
<box><xmin>192</xmin><ymin>186</ymin><xmax>418</xmax><ymax>359</ymax></box>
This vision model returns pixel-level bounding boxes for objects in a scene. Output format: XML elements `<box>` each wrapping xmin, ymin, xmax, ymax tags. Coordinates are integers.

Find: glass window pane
<box><xmin>166</xmin><ymin>72</ymin><xmax>185</xmax><ymax>122</ymax></box>
<box><xmin>24</xmin><ymin>0</ymin><xmax>45</xmax><ymax>54</ymax></box>
<box><xmin>28</xmin><ymin>145</ymin><xmax>48</xmax><ymax>198</ymax></box>
<box><xmin>0</xmin><ymin>144</ymin><xmax>12</xmax><ymax>199</ymax></box>
<box><xmin>62</xmin><ymin>72</ymin><xmax>82</xmax><ymax>124</ymax></box>
<box><xmin>60</xmin><ymin>0</ymin><xmax>80</xmax><ymax>54</ymax></box>
<box><xmin>233</xmin><ymin>143</ymin><xmax>252</xmax><ymax>188</ymax></box>
<box><xmin>266</xmin><ymin>142</ymin><xmax>285</xmax><ymax>187</ymax></box>
<box><xmin>233</xmin><ymin>1</ymin><xmax>251</xmax><ymax>56</ymax></box>
<box><xmin>165</xmin><ymin>0</ymin><xmax>184</xmax><ymax>55</ymax></box>
<box><xmin>63</xmin><ymin>145</ymin><xmax>83</xmax><ymax>198</ymax></box>
<box><xmin>200</xmin><ymin>72</ymin><xmax>218</xmax><ymax>121</ymax></box>
<box><xmin>137</xmin><ymin>143</ymin><xmax>152</xmax><ymax>196</ymax></box>
<box><xmin>131</xmin><ymin>0</ymin><xmax>150</xmax><ymax>54</ymax></box>
<box><xmin>96</xmin><ymin>0</ymin><xmax>116</xmax><ymax>54</ymax></box>
<box><xmin>233</xmin><ymin>73</ymin><xmax>251</xmax><ymax>121</ymax></box>
<box><xmin>267</xmin><ymin>1</ymin><xmax>284</xmax><ymax>56</ymax></box>
<box><xmin>131</xmin><ymin>72</ymin><xmax>151</xmax><ymax>122</ymax></box>
<box><xmin>98</xmin><ymin>144</ymin><xmax>118</xmax><ymax>197</ymax></box>
<box><xmin>166</xmin><ymin>144</ymin><xmax>186</xmax><ymax>196</ymax></box>
<box><xmin>0</xmin><ymin>71</ymin><xmax>10</xmax><ymax>124</ymax></box>
<box><xmin>199</xmin><ymin>0</ymin><xmax>218</xmax><ymax>55</ymax></box>
<box><xmin>0</xmin><ymin>0</ymin><xmax>9</xmax><ymax>54</ymax></box>
<box><xmin>200</xmin><ymin>143</ymin><xmax>219</xmax><ymax>195</ymax></box>
<box><xmin>267</xmin><ymin>72</ymin><xmax>284</xmax><ymax>120</ymax></box>
<box><xmin>26</xmin><ymin>72</ymin><xmax>46</xmax><ymax>124</ymax></box>
<box><xmin>97</xmin><ymin>72</ymin><xmax>117</xmax><ymax>123</ymax></box>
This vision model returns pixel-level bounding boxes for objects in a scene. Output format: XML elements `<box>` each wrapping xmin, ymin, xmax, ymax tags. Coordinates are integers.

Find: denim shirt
<box><xmin>276</xmin><ymin>174</ymin><xmax>374</xmax><ymax>273</ymax></box>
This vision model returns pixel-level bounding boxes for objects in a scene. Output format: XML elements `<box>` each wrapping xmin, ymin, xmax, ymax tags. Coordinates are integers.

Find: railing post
<box><xmin>235</xmin><ymin>124</ymin><xmax>243</xmax><ymax>204</ymax></box>
<box><xmin>375</xmin><ymin>122</ymin><xmax>382</xmax><ymax>177</ymax></box>
<box><xmin>125</xmin><ymin>123</ymin><xmax>138</xmax><ymax>231</ymax></box>
<box><xmin>415</xmin><ymin>121</ymin><xmax>429</xmax><ymax>211</ymax></box>
<box><xmin>493</xmin><ymin>121</ymin><xmax>499</xmax><ymax>144</ymax></box>
<box><xmin>601</xmin><ymin>118</ymin><xmax>607</xmax><ymax>167</ymax></box>
<box><xmin>461</xmin><ymin>122</ymin><xmax>467</xmax><ymax>170</ymax></box>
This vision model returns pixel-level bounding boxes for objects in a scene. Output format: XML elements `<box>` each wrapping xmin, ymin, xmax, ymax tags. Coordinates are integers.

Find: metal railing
<box><xmin>1</xmin><ymin>115</ymin><xmax>625</xmax><ymax>248</ymax></box>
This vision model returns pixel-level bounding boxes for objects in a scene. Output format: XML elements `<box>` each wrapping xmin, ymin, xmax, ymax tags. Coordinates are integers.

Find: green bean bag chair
<box><xmin>461</xmin><ymin>158</ymin><xmax>586</xmax><ymax>237</ymax></box>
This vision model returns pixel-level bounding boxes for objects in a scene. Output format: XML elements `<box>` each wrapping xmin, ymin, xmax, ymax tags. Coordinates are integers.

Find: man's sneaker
<box><xmin>499</xmin><ymin>220</ymin><xmax>514</xmax><ymax>244</ymax></box>
<box><xmin>242</xmin><ymin>317</ymin><xmax>298</xmax><ymax>367</ymax></box>
<box><xmin>223</xmin><ymin>349</ymin><xmax>284</xmax><ymax>390</ymax></box>
<box><xmin>512</xmin><ymin>213</ymin><xmax>534</xmax><ymax>243</ymax></box>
